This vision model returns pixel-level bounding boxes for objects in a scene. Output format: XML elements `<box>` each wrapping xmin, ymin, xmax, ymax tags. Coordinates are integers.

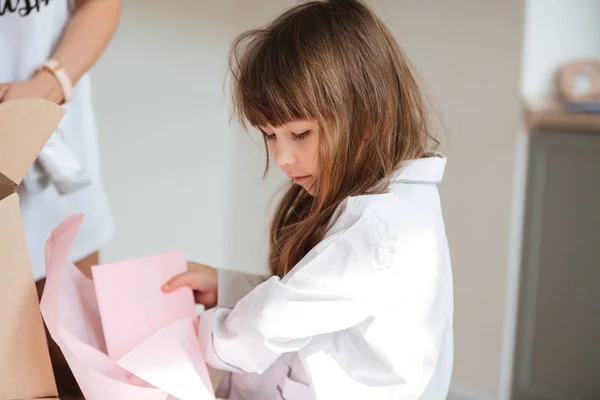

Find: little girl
<box><xmin>163</xmin><ymin>1</ymin><xmax>453</xmax><ymax>399</ymax></box>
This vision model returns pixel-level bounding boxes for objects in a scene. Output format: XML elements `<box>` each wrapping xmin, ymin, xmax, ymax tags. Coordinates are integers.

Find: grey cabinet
<box><xmin>512</xmin><ymin>130</ymin><xmax>600</xmax><ymax>400</ymax></box>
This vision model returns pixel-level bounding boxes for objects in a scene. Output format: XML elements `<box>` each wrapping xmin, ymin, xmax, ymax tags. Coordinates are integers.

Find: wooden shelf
<box><xmin>527</xmin><ymin>109</ymin><xmax>600</xmax><ymax>134</ymax></box>
<box><xmin>525</xmin><ymin>99</ymin><xmax>600</xmax><ymax>134</ymax></box>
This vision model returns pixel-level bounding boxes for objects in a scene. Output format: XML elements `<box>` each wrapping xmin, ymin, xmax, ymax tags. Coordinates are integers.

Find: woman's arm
<box><xmin>52</xmin><ymin>0</ymin><xmax>122</xmax><ymax>86</ymax></box>
<box><xmin>0</xmin><ymin>0</ymin><xmax>121</xmax><ymax>104</ymax></box>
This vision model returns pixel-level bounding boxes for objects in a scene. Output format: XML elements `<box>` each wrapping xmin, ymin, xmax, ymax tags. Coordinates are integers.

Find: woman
<box><xmin>0</xmin><ymin>1</ymin><xmax>121</xmax><ymax>398</ymax></box>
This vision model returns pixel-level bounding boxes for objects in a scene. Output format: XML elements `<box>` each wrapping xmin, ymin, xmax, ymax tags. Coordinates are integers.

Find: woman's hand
<box><xmin>162</xmin><ymin>262</ymin><xmax>219</xmax><ymax>309</ymax></box>
<box><xmin>0</xmin><ymin>70</ymin><xmax>63</xmax><ymax>104</ymax></box>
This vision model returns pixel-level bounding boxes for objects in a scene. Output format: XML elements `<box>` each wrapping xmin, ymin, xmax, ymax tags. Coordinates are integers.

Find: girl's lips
<box><xmin>292</xmin><ymin>175</ymin><xmax>311</xmax><ymax>183</ymax></box>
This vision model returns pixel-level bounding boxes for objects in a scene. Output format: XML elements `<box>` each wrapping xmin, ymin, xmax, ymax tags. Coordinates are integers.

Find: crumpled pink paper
<box><xmin>40</xmin><ymin>214</ymin><xmax>214</xmax><ymax>400</ymax></box>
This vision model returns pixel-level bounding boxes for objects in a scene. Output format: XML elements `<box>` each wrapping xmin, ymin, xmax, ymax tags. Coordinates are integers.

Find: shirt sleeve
<box><xmin>198</xmin><ymin>204</ymin><xmax>388</xmax><ymax>374</ymax></box>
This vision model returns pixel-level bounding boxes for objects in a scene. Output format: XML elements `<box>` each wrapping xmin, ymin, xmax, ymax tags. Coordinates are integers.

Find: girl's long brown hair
<box><xmin>229</xmin><ymin>0</ymin><xmax>437</xmax><ymax>278</ymax></box>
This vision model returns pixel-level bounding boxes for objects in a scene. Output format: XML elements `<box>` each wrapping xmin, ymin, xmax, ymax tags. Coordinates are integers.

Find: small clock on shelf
<box><xmin>556</xmin><ymin>60</ymin><xmax>600</xmax><ymax>104</ymax></box>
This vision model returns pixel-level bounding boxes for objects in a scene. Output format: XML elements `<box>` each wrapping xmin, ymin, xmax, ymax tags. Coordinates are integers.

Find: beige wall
<box><xmin>93</xmin><ymin>0</ymin><xmax>237</xmax><ymax>268</ymax></box>
<box><xmin>372</xmin><ymin>2</ymin><xmax>525</xmax><ymax>398</ymax></box>
<box><xmin>93</xmin><ymin>1</ymin><xmax>526</xmax><ymax>399</ymax></box>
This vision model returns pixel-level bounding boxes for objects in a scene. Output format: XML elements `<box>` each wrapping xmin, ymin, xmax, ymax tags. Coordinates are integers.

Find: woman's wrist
<box><xmin>30</xmin><ymin>68</ymin><xmax>65</xmax><ymax>104</ymax></box>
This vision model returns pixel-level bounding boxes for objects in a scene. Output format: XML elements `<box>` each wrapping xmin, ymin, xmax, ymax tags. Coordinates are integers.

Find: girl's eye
<box><xmin>292</xmin><ymin>130</ymin><xmax>310</xmax><ymax>140</ymax></box>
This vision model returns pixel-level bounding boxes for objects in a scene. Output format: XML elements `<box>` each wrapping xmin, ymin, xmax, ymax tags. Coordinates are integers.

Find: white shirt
<box><xmin>199</xmin><ymin>155</ymin><xmax>453</xmax><ymax>400</ymax></box>
<box><xmin>0</xmin><ymin>0</ymin><xmax>115</xmax><ymax>279</ymax></box>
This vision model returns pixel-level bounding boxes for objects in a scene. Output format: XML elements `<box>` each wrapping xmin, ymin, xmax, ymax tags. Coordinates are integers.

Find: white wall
<box><xmin>92</xmin><ymin>0</ymin><xmax>237</xmax><ymax>269</ymax></box>
<box><xmin>521</xmin><ymin>0</ymin><xmax>600</xmax><ymax>99</ymax></box>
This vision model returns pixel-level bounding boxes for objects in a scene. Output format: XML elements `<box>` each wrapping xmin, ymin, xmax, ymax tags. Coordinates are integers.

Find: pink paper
<box><xmin>118</xmin><ymin>317</ymin><xmax>214</xmax><ymax>399</ymax></box>
<box><xmin>40</xmin><ymin>215</ymin><xmax>215</xmax><ymax>400</ymax></box>
<box><xmin>92</xmin><ymin>249</ymin><xmax>196</xmax><ymax>361</ymax></box>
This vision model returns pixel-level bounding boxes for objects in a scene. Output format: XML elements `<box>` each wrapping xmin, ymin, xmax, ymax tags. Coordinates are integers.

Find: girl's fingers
<box><xmin>162</xmin><ymin>271</ymin><xmax>198</xmax><ymax>292</ymax></box>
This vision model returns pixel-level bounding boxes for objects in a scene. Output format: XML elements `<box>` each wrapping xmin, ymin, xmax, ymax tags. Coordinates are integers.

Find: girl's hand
<box><xmin>0</xmin><ymin>70</ymin><xmax>64</xmax><ymax>104</ymax></box>
<box><xmin>162</xmin><ymin>262</ymin><xmax>218</xmax><ymax>309</ymax></box>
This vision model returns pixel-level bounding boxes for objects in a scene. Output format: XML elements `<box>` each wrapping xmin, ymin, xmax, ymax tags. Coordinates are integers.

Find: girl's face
<box><xmin>260</xmin><ymin>119</ymin><xmax>319</xmax><ymax>196</ymax></box>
